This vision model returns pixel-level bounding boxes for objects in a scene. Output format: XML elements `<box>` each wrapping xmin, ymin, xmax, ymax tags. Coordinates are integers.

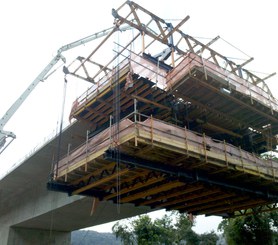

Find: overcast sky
<box><xmin>0</xmin><ymin>0</ymin><xmax>277</xmax><ymax>234</ymax></box>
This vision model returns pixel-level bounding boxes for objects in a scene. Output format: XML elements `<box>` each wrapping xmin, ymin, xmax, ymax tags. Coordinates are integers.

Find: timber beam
<box><xmin>138</xmin><ymin>184</ymin><xmax>204</xmax><ymax>206</ymax></box>
<box><xmin>104</xmin><ymin>175</ymin><xmax>166</xmax><ymax>201</ymax></box>
<box><xmin>104</xmin><ymin>149</ymin><xmax>278</xmax><ymax>201</ymax></box>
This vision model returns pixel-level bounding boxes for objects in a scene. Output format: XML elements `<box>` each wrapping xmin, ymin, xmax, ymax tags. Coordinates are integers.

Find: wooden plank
<box><xmin>202</xmin><ymin>122</ymin><xmax>243</xmax><ymax>138</ymax></box>
<box><xmin>104</xmin><ymin>175</ymin><xmax>165</xmax><ymax>200</ymax></box>
<box><xmin>206</xmin><ymin>199</ymin><xmax>269</xmax><ymax>216</ymax></box>
<box><xmin>188</xmin><ymin>196</ymin><xmax>249</xmax><ymax>214</ymax></box>
<box><xmin>180</xmin><ymin>192</ymin><xmax>236</xmax><ymax>211</ymax></box>
<box><xmin>158</xmin><ymin>189</ymin><xmax>220</xmax><ymax>209</ymax></box>
<box><xmin>72</xmin><ymin>167</ymin><xmax>131</xmax><ymax>195</ymax></box>
<box><xmin>132</xmin><ymin>95</ymin><xmax>170</xmax><ymax>111</ymax></box>
<box><xmin>139</xmin><ymin>184</ymin><xmax>204</xmax><ymax>206</ymax></box>
<box><xmin>70</xmin><ymin>162</ymin><xmax>116</xmax><ymax>185</ymax></box>
<box><xmin>120</xmin><ymin>181</ymin><xmax>185</xmax><ymax>203</ymax></box>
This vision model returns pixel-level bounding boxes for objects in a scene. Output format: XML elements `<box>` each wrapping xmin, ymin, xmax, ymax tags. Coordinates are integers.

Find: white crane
<box><xmin>0</xmin><ymin>25</ymin><xmax>132</xmax><ymax>154</ymax></box>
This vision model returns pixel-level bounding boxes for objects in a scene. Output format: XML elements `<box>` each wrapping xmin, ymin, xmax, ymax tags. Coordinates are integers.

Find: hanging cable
<box><xmin>113</xmin><ymin>29</ymin><xmax>121</xmax><ymax>214</ymax></box>
<box><xmin>220</xmin><ymin>37</ymin><xmax>252</xmax><ymax>58</ymax></box>
<box><xmin>55</xmin><ymin>75</ymin><xmax>68</xmax><ymax>178</ymax></box>
<box><xmin>192</xmin><ymin>36</ymin><xmax>216</xmax><ymax>40</ymax></box>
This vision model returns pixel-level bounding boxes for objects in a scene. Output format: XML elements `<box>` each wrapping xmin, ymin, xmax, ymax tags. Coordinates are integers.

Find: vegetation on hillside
<box><xmin>218</xmin><ymin>208</ymin><xmax>278</xmax><ymax>245</ymax></box>
<box><xmin>72</xmin><ymin>207</ymin><xmax>278</xmax><ymax>244</ymax></box>
<box><xmin>112</xmin><ymin>211</ymin><xmax>218</xmax><ymax>245</ymax></box>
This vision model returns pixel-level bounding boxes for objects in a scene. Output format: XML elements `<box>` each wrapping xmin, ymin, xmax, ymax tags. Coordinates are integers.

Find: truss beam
<box><xmin>104</xmin><ymin>149</ymin><xmax>278</xmax><ymax>201</ymax></box>
<box><xmin>112</xmin><ymin>1</ymin><xmax>275</xmax><ymax>97</ymax></box>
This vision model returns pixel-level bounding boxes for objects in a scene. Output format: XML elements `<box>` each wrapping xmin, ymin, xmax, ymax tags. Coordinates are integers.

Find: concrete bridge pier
<box><xmin>6</xmin><ymin>227</ymin><xmax>70</xmax><ymax>245</ymax></box>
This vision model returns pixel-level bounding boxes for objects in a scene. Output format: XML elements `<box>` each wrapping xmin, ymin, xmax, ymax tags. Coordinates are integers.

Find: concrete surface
<box><xmin>0</xmin><ymin>121</ymin><xmax>152</xmax><ymax>244</ymax></box>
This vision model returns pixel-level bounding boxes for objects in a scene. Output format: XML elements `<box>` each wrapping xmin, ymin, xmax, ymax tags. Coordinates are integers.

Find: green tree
<box><xmin>175</xmin><ymin>212</ymin><xmax>199</xmax><ymax>245</ymax></box>
<box><xmin>199</xmin><ymin>231</ymin><xmax>218</xmax><ymax>245</ymax></box>
<box><xmin>132</xmin><ymin>215</ymin><xmax>160</xmax><ymax>245</ymax></box>
<box><xmin>153</xmin><ymin>213</ymin><xmax>176</xmax><ymax>244</ymax></box>
<box><xmin>112</xmin><ymin>221</ymin><xmax>135</xmax><ymax>245</ymax></box>
<box><xmin>113</xmin><ymin>211</ymin><xmax>219</xmax><ymax>245</ymax></box>
<box><xmin>218</xmin><ymin>208</ymin><xmax>278</xmax><ymax>245</ymax></box>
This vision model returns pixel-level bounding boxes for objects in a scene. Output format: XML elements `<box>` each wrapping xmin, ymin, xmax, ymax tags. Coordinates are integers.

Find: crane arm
<box><xmin>0</xmin><ymin>24</ymin><xmax>133</xmax><ymax>152</ymax></box>
<box><xmin>0</xmin><ymin>55</ymin><xmax>61</xmax><ymax>137</ymax></box>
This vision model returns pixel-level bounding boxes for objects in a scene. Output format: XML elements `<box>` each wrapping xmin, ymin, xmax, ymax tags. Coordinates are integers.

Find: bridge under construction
<box><xmin>48</xmin><ymin>1</ymin><xmax>278</xmax><ymax>218</ymax></box>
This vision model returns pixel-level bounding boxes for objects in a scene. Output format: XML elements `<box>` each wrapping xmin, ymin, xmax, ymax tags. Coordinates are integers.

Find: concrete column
<box><xmin>7</xmin><ymin>227</ymin><xmax>70</xmax><ymax>245</ymax></box>
<box><xmin>0</xmin><ymin>226</ymin><xmax>10</xmax><ymax>245</ymax></box>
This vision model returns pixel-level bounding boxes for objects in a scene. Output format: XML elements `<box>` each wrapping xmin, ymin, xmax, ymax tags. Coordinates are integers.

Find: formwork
<box><xmin>48</xmin><ymin>1</ymin><xmax>278</xmax><ymax>217</ymax></box>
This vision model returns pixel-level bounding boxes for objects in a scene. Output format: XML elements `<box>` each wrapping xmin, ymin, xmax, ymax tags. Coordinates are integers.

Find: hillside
<box><xmin>71</xmin><ymin>230</ymin><xmax>121</xmax><ymax>245</ymax></box>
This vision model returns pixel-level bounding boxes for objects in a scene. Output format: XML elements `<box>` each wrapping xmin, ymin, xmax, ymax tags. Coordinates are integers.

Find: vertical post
<box><xmin>97</xmin><ymin>80</ymin><xmax>100</xmax><ymax>95</ymax></box>
<box><xmin>141</xmin><ymin>32</ymin><xmax>145</xmax><ymax>54</ymax></box>
<box><xmin>247</xmin><ymin>76</ymin><xmax>254</xmax><ymax>104</ymax></box>
<box><xmin>171</xmin><ymin>47</ymin><xmax>175</xmax><ymax>67</ymax></box>
<box><xmin>200</xmin><ymin>50</ymin><xmax>207</xmax><ymax>80</ymax></box>
<box><xmin>266</xmin><ymin>91</ymin><xmax>274</xmax><ymax>115</ymax></box>
<box><xmin>150</xmin><ymin>115</ymin><xmax>153</xmax><ymax>145</ymax></box>
<box><xmin>270</xmin><ymin>158</ymin><xmax>275</xmax><ymax>180</ymax></box>
<box><xmin>184</xmin><ymin>127</ymin><xmax>189</xmax><ymax>156</ymax></box>
<box><xmin>134</xmin><ymin>98</ymin><xmax>137</xmax><ymax>122</ymax></box>
<box><xmin>65</xmin><ymin>143</ymin><xmax>71</xmax><ymax>182</ymax></box>
<box><xmin>202</xmin><ymin>133</ymin><xmax>207</xmax><ymax>163</ymax></box>
<box><xmin>253</xmin><ymin>152</ymin><xmax>260</xmax><ymax>176</ymax></box>
<box><xmin>134</xmin><ymin>98</ymin><xmax>138</xmax><ymax>147</ymax></box>
<box><xmin>85</xmin><ymin>88</ymin><xmax>89</xmax><ymax>102</ymax></box>
<box><xmin>109</xmin><ymin>115</ymin><xmax>113</xmax><ymax>146</ymax></box>
<box><xmin>239</xmin><ymin>146</ymin><xmax>244</xmax><ymax>172</ymax></box>
<box><xmin>223</xmin><ymin>140</ymin><xmax>228</xmax><ymax>167</ymax></box>
<box><xmin>85</xmin><ymin>130</ymin><xmax>90</xmax><ymax>172</ymax></box>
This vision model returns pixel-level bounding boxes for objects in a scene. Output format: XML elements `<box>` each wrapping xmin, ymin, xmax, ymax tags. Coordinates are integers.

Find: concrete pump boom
<box><xmin>0</xmin><ymin>25</ymin><xmax>132</xmax><ymax>153</ymax></box>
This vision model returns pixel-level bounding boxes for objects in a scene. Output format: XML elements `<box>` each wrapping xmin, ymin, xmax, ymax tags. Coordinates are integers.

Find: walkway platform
<box><xmin>52</xmin><ymin>114</ymin><xmax>278</xmax><ymax>217</ymax></box>
<box><xmin>69</xmin><ymin>51</ymin><xmax>278</xmax><ymax>154</ymax></box>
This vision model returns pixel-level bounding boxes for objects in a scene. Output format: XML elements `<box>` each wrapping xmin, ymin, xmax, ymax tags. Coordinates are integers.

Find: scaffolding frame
<box><xmin>48</xmin><ymin>1</ymin><xmax>278</xmax><ymax>217</ymax></box>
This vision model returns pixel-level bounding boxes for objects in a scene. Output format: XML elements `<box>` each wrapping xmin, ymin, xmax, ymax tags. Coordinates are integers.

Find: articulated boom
<box><xmin>0</xmin><ymin>25</ymin><xmax>132</xmax><ymax>154</ymax></box>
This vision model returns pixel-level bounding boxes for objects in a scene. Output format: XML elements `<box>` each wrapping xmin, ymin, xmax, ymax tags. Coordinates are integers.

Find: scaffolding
<box><xmin>48</xmin><ymin>1</ymin><xmax>278</xmax><ymax>217</ymax></box>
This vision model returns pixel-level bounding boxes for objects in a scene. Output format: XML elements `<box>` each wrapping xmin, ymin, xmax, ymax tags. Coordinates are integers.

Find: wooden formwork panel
<box><xmin>52</xmin><ymin>117</ymin><xmax>278</xmax><ymax>217</ymax></box>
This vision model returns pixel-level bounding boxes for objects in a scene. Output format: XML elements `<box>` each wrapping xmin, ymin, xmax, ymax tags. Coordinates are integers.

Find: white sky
<box><xmin>0</xmin><ymin>0</ymin><xmax>277</xmax><ymax>234</ymax></box>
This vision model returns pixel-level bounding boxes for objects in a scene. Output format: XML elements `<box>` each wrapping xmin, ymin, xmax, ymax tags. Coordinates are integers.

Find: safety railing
<box><xmin>69</xmin><ymin>51</ymin><xmax>168</xmax><ymax>120</ymax></box>
<box><xmin>166</xmin><ymin>52</ymin><xmax>278</xmax><ymax>113</ymax></box>
<box><xmin>54</xmin><ymin>110</ymin><xmax>278</xmax><ymax>182</ymax></box>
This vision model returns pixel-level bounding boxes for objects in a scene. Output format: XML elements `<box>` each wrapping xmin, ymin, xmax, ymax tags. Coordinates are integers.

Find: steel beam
<box><xmin>104</xmin><ymin>149</ymin><xmax>278</xmax><ymax>201</ymax></box>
